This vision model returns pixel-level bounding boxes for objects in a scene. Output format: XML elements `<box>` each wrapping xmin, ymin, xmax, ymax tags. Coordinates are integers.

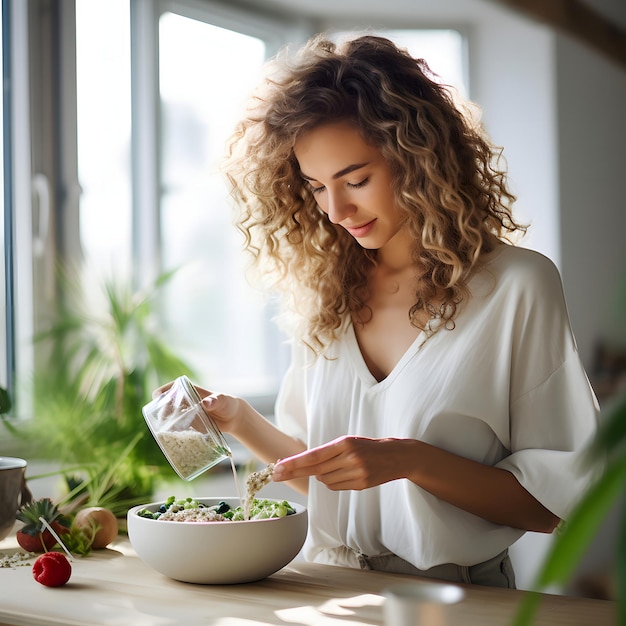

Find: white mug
<box><xmin>384</xmin><ymin>582</ymin><xmax>464</xmax><ymax>626</ymax></box>
<box><xmin>0</xmin><ymin>457</ymin><xmax>33</xmax><ymax>541</ymax></box>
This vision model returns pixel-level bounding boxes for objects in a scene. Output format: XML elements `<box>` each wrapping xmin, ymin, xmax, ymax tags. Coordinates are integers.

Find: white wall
<box><xmin>551</xmin><ymin>33</ymin><xmax>626</xmax><ymax>593</ymax></box>
<box><xmin>468</xmin><ymin>13</ymin><xmax>560</xmax><ymax>267</ymax></box>
<box><xmin>556</xmin><ymin>33</ymin><xmax>626</xmax><ymax>365</ymax></box>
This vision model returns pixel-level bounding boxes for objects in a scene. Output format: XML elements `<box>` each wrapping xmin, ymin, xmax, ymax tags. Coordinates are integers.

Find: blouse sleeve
<box><xmin>494</xmin><ymin>250</ymin><xmax>601</xmax><ymax>520</ymax></box>
<box><xmin>496</xmin><ymin>355</ymin><xmax>601</xmax><ymax>519</ymax></box>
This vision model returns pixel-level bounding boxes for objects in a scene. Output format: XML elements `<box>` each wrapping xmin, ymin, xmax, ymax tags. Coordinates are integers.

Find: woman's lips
<box><xmin>345</xmin><ymin>219</ymin><xmax>376</xmax><ymax>238</ymax></box>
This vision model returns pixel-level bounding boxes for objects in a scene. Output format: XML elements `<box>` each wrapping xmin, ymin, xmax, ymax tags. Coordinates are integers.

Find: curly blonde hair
<box><xmin>224</xmin><ymin>34</ymin><xmax>526</xmax><ymax>354</ymax></box>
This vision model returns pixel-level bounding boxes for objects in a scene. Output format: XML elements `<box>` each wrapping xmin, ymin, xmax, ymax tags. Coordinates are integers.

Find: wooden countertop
<box><xmin>0</xmin><ymin>532</ymin><xmax>616</xmax><ymax>626</ymax></box>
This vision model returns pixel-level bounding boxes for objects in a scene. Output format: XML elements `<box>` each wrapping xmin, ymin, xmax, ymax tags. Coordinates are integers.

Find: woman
<box><xmin>169</xmin><ymin>34</ymin><xmax>600</xmax><ymax>587</ymax></box>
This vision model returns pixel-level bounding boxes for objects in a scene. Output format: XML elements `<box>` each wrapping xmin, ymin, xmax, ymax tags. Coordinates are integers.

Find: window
<box><xmin>76</xmin><ymin>0</ymin><xmax>132</xmax><ymax>275</ymax></box>
<box><xmin>2</xmin><ymin>0</ymin><xmax>37</xmax><ymax>416</ymax></box>
<box><xmin>158</xmin><ymin>12</ymin><xmax>287</xmax><ymax>399</ymax></box>
<box><xmin>75</xmin><ymin>0</ymin><xmax>294</xmax><ymax>412</ymax></box>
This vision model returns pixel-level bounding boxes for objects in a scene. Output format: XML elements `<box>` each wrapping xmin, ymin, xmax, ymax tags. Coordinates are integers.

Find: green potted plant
<box><xmin>5</xmin><ymin>267</ymin><xmax>196</xmax><ymax>517</ymax></box>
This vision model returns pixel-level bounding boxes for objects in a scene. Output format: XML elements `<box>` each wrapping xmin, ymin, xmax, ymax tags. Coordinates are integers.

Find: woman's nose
<box><xmin>326</xmin><ymin>190</ymin><xmax>356</xmax><ymax>224</ymax></box>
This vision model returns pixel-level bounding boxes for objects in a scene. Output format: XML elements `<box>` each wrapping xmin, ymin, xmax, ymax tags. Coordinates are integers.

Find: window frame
<box><xmin>2</xmin><ymin>0</ymin><xmax>36</xmax><ymax>417</ymax></box>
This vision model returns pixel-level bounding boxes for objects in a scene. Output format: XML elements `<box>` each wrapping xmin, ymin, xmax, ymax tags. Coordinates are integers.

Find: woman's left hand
<box><xmin>272</xmin><ymin>436</ymin><xmax>407</xmax><ymax>490</ymax></box>
<box><xmin>273</xmin><ymin>434</ymin><xmax>561</xmax><ymax>532</ymax></box>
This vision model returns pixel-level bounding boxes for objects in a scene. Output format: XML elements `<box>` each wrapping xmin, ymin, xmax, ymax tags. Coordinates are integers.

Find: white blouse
<box><xmin>275</xmin><ymin>244</ymin><xmax>600</xmax><ymax>570</ymax></box>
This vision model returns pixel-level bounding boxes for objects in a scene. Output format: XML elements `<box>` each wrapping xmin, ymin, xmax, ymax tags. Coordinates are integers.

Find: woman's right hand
<box><xmin>151</xmin><ymin>380</ymin><xmax>308</xmax><ymax>493</ymax></box>
<box><xmin>152</xmin><ymin>381</ymin><xmax>248</xmax><ymax>436</ymax></box>
<box><xmin>198</xmin><ymin>391</ymin><xmax>248</xmax><ymax>435</ymax></box>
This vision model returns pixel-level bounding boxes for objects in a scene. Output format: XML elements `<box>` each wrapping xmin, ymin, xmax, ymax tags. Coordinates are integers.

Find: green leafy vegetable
<box><xmin>136</xmin><ymin>497</ymin><xmax>295</xmax><ymax>521</ymax></box>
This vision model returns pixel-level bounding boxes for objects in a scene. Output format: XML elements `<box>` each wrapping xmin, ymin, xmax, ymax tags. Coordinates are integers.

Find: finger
<box><xmin>201</xmin><ymin>393</ymin><xmax>233</xmax><ymax>417</ymax></box>
<box><xmin>276</xmin><ymin>445</ymin><xmax>339</xmax><ymax>472</ymax></box>
<box><xmin>152</xmin><ymin>382</ymin><xmax>174</xmax><ymax>399</ymax></box>
<box><xmin>200</xmin><ymin>394</ymin><xmax>240</xmax><ymax>426</ymax></box>
<box><xmin>315</xmin><ymin>467</ymin><xmax>371</xmax><ymax>491</ymax></box>
<box><xmin>200</xmin><ymin>394</ymin><xmax>218</xmax><ymax>410</ymax></box>
<box><xmin>191</xmin><ymin>384</ymin><xmax>212</xmax><ymax>399</ymax></box>
<box><xmin>274</xmin><ymin>449</ymin><xmax>343</xmax><ymax>482</ymax></box>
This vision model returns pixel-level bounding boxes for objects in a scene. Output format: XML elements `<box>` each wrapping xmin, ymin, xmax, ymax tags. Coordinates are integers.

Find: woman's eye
<box><xmin>348</xmin><ymin>178</ymin><xmax>369</xmax><ymax>189</ymax></box>
<box><xmin>305</xmin><ymin>177</ymin><xmax>368</xmax><ymax>194</ymax></box>
<box><xmin>305</xmin><ymin>181</ymin><xmax>325</xmax><ymax>194</ymax></box>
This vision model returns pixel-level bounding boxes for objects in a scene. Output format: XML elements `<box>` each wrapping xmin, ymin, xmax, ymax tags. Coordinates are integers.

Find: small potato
<box><xmin>74</xmin><ymin>507</ymin><xmax>119</xmax><ymax>549</ymax></box>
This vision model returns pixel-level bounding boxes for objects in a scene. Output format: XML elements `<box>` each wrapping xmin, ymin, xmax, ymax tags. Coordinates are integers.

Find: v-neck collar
<box><xmin>344</xmin><ymin>319</ymin><xmax>437</xmax><ymax>389</ymax></box>
<box><xmin>340</xmin><ymin>245</ymin><xmax>508</xmax><ymax>389</ymax></box>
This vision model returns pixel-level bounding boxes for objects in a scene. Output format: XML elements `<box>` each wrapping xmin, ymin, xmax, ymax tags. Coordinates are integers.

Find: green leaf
<box><xmin>0</xmin><ymin>387</ymin><xmax>11</xmax><ymax>414</ymax></box>
<box><xmin>59</xmin><ymin>527</ymin><xmax>93</xmax><ymax>557</ymax></box>
<box><xmin>510</xmin><ymin>591</ymin><xmax>544</xmax><ymax>626</ymax></box>
<box><xmin>618</xmin><ymin>503</ymin><xmax>626</xmax><ymax>626</ymax></box>
<box><xmin>0</xmin><ymin>414</ymin><xmax>21</xmax><ymax>436</ymax></box>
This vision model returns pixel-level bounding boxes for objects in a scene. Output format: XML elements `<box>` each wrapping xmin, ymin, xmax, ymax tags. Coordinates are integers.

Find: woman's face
<box><xmin>294</xmin><ymin>121</ymin><xmax>406</xmax><ymax>252</ymax></box>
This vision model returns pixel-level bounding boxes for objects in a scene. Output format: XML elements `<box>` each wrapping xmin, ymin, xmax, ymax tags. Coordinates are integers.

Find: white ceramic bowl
<box><xmin>127</xmin><ymin>497</ymin><xmax>308</xmax><ymax>584</ymax></box>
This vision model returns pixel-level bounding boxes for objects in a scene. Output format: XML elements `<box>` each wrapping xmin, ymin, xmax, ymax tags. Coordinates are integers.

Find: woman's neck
<box><xmin>376</xmin><ymin>228</ymin><xmax>415</xmax><ymax>273</ymax></box>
